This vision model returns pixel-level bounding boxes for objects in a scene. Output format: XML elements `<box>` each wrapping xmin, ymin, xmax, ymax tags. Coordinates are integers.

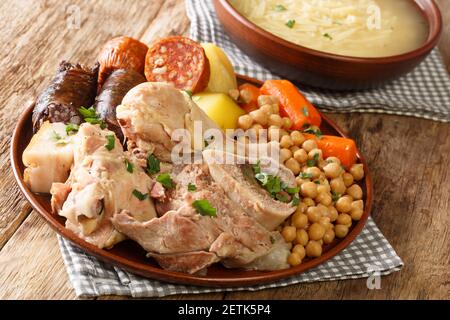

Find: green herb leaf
<box><xmin>274</xmin><ymin>4</ymin><xmax>287</xmax><ymax>11</ymax></box>
<box><xmin>307</xmin><ymin>153</ymin><xmax>320</xmax><ymax>167</ymax></box>
<box><xmin>156</xmin><ymin>173</ymin><xmax>175</xmax><ymax>189</ymax></box>
<box><xmin>105</xmin><ymin>135</ymin><xmax>115</xmax><ymax>151</ymax></box>
<box><xmin>252</xmin><ymin>160</ymin><xmax>261</xmax><ymax>174</ymax></box>
<box><xmin>275</xmin><ymin>192</ymin><xmax>290</xmax><ymax>203</ymax></box>
<box><xmin>184</xmin><ymin>90</ymin><xmax>193</xmax><ymax>97</ymax></box>
<box><xmin>147</xmin><ymin>154</ymin><xmax>160</xmax><ymax>175</ymax></box>
<box><xmin>285</xmin><ymin>186</ymin><xmax>300</xmax><ymax>194</ymax></box>
<box><xmin>132</xmin><ymin>189</ymin><xmax>148</xmax><ymax>201</ymax></box>
<box><xmin>51</xmin><ymin>130</ymin><xmax>68</xmax><ymax>145</ymax></box>
<box><xmin>192</xmin><ymin>199</ymin><xmax>217</xmax><ymax>217</ymax></box>
<box><xmin>332</xmin><ymin>191</ymin><xmax>341</xmax><ymax>202</ymax></box>
<box><xmin>188</xmin><ymin>183</ymin><xmax>197</xmax><ymax>192</ymax></box>
<box><xmin>79</xmin><ymin>106</ymin><xmax>107</xmax><ymax>129</ymax></box>
<box><xmin>302</xmin><ymin>106</ymin><xmax>309</xmax><ymax>117</ymax></box>
<box><xmin>303</xmin><ymin>126</ymin><xmax>323</xmax><ymax>138</ymax></box>
<box><xmin>314</xmin><ymin>180</ymin><xmax>321</xmax><ymax>185</ymax></box>
<box><xmin>125</xmin><ymin>159</ymin><xmax>134</xmax><ymax>173</ymax></box>
<box><xmin>323</xmin><ymin>33</ymin><xmax>333</xmax><ymax>40</ymax></box>
<box><xmin>286</xmin><ymin>19</ymin><xmax>296</xmax><ymax>28</ymax></box>
<box><xmin>292</xmin><ymin>195</ymin><xmax>300</xmax><ymax>206</ymax></box>
<box><xmin>65</xmin><ymin>123</ymin><xmax>79</xmax><ymax>135</ymax></box>
<box><xmin>298</xmin><ymin>172</ymin><xmax>313</xmax><ymax>179</ymax></box>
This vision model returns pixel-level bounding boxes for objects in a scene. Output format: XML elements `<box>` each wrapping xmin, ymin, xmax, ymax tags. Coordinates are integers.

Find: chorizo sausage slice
<box><xmin>32</xmin><ymin>61</ymin><xmax>98</xmax><ymax>133</ymax></box>
<box><xmin>97</xmin><ymin>36</ymin><xmax>148</xmax><ymax>92</ymax></box>
<box><xmin>144</xmin><ymin>36</ymin><xmax>210</xmax><ymax>94</ymax></box>
<box><xmin>94</xmin><ymin>69</ymin><xmax>146</xmax><ymax>141</ymax></box>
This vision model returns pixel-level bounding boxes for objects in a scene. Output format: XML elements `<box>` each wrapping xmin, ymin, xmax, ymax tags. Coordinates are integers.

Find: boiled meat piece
<box><xmin>50</xmin><ymin>123</ymin><xmax>157</xmax><ymax>248</ymax></box>
<box><xmin>203</xmin><ymin>149</ymin><xmax>297</xmax><ymax>230</ymax></box>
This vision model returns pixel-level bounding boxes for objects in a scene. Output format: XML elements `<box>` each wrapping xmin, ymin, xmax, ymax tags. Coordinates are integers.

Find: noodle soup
<box><xmin>230</xmin><ymin>0</ymin><xmax>429</xmax><ymax>58</ymax></box>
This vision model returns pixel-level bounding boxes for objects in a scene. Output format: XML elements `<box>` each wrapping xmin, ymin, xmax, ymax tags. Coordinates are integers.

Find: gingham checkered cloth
<box><xmin>187</xmin><ymin>0</ymin><xmax>450</xmax><ymax>122</ymax></box>
<box><xmin>58</xmin><ymin>0</ymin><xmax>411</xmax><ymax>298</ymax></box>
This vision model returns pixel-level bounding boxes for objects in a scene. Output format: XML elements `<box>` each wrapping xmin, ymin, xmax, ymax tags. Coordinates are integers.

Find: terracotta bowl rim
<box><xmin>216</xmin><ymin>0</ymin><xmax>443</xmax><ymax>64</ymax></box>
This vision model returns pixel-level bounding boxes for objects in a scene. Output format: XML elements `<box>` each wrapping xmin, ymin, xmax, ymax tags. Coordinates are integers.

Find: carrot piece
<box><xmin>304</xmin><ymin>134</ymin><xmax>357</xmax><ymax>168</ymax></box>
<box><xmin>260</xmin><ymin>80</ymin><xmax>321</xmax><ymax>130</ymax></box>
<box><xmin>238</xmin><ymin>83</ymin><xmax>260</xmax><ymax>113</ymax></box>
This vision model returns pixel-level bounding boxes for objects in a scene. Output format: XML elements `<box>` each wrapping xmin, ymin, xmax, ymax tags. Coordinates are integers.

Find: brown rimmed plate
<box><xmin>10</xmin><ymin>75</ymin><xmax>373</xmax><ymax>287</ymax></box>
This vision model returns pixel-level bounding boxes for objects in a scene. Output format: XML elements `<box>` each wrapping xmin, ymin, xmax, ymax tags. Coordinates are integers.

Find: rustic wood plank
<box><xmin>0</xmin><ymin>211</ymin><xmax>79</xmax><ymax>300</ymax></box>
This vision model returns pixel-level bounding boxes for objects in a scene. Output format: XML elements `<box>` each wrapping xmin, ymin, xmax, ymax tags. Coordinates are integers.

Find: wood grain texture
<box><xmin>0</xmin><ymin>0</ymin><xmax>449</xmax><ymax>300</ymax></box>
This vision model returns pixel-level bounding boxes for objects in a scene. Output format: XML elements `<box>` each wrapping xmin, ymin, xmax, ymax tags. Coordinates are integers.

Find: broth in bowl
<box><xmin>230</xmin><ymin>0</ymin><xmax>429</xmax><ymax>58</ymax></box>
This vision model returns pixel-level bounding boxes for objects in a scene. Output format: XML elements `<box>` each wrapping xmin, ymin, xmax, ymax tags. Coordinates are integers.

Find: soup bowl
<box><xmin>213</xmin><ymin>0</ymin><xmax>443</xmax><ymax>90</ymax></box>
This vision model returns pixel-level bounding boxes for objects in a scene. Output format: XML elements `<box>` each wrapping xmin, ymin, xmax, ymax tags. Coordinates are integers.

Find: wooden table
<box><xmin>0</xmin><ymin>0</ymin><xmax>449</xmax><ymax>300</ymax></box>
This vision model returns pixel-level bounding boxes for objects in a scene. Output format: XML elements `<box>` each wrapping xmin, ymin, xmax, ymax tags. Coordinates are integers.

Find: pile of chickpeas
<box><xmin>236</xmin><ymin>94</ymin><xmax>365</xmax><ymax>267</ymax></box>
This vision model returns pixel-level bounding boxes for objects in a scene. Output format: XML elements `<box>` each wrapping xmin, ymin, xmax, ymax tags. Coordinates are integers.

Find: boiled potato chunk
<box><xmin>22</xmin><ymin>121</ymin><xmax>74</xmax><ymax>193</ymax></box>
<box><xmin>193</xmin><ymin>93</ymin><xmax>245</xmax><ymax>130</ymax></box>
<box><xmin>201</xmin><ymin>43</ymin><xmax>237</xmax><ymax>94</ymax></box>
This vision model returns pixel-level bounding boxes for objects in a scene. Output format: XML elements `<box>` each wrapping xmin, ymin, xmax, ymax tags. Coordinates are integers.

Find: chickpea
<box><xmin>309</xmin><ymin>223</ymin><xmax>326</xmax><ymax>241</ymax></box>
<box><xmin>257</xmin><ymin>95</ymin><xmax>277</xmax><ymax>107</ymax></box>
<box><xmin>306</xmin><ymin>206</ymin><xmax>321</xmax><ymax>223</ymax></box>
<box><xmin>308</xmin><ymin>148</ymin><xmax>323</xmax><ymax>160</ymax></box>
<box><xmin>285</xmin><ymin>158</ymin><xmax>301</xmax><ymax>175</ymax></box>
<box><xmin>302</xmin><ymin>197</ymin><xmax>315</xmax><ymax>207</ymax></box>
<box><xmin>287</xmin><ymin>252</ymin><xmax>302</xmax><ymax>266</ymax></box>
<box><xmin>350</xmin><ymin>163</ymin><xmax>364</xmax><ymax>181</ymax></box>
<box><xmin>301</xmin><ymin>181</ymin><xmax>318</xmax><ymax>198</ymax></box>
<box><xmin>335</xmin><ymin>224</ymin><xmax>349</xmax><ymax>238</ymax></box>
<box><xmin>272</xmin><ymin>103</ymin><xmax>280</xmax><ymax>114</ymax></box>
<box><xmin>280</xmin><ymin>135</ymin><xmax>294</xmax><ymax>149</ymax></box>
<box><xmin>290</xmin><ymin>145</ymin><xmax>300</xmax><ymax>154</ymax></box>
<box><xmin>259</xmin><ymin>104</ymin><xmax>274</xmax><ymax>115</ymax></box>
<box><xmin>350</xmin><ymin>200</ymin><xmax>364</xmax><ymax>221</ymax></box>
<box><xmin>328</xmin><ymin>206</ymin><xmax>339</xmax><ymax>222</ymax></box>
<box><xmin>342</xmin><ymin>172</ymin><xmax>354</xmax><ymax>187</ymax></box>
<box><xmin>292</xmin><ymin>212</ymin><xmax>308</xmax><ymax>229</ymax></box>
<box><xmin>250</xmin><ymin>124</ymin><xmax>264</xmax><ymax>136</ymax></box>
<box><xmin>316</xmin><ymin>192</ymin><xmax>332</xmax><ymax>206</ymax></box>
<box><xmin>316</xmin><ymin>203</ymin><xmax>330</xmax><ymax>216</ymax></box>
<box><xmin>292</xmin><ymin>244</ymin><xmax>306</xmax><ymax>260</ymax></box>
<box><xmin>296</xmin><ymin>202</ymin><xmax>308</xmax><ymax>214</ymax></box>
<box><xmin>306</xmin><ymin>240</ymin><xmax>323</xmax><ymax>258</ymax></box>
<box><xmin>317</xmin><ymin>184</ymin><xmax>331</xmax><ymax>194</ymax></box>
<box><xmin>296</xmin><ymin>177</ymin><xmax>311</xmax><ymax>187</ymax></box>
<box><xmin>330</xmin><ymin>177</ymin><xmax>346</xmax><ymax>195</ymax></box>
<box><xmin>326</xmin><ymin>157</ymin><xmax>341</xmax><ymax>165</ymax></box>
<box><xmin>302</xmin><ymin>139</ymin><xmax>318</xmax><ymax>153</ymax></box>
<box><xmin>319</xmin><ymin>216</ymin><xmax>332</xmax><ymax>230</ymax></box>
<box><xmin>335</xmin><ymin>195</ymin><xmax>352</xmax><ymax>213</ymax></box>
<box><xmin>268</xmin><ymin>126</ymin><xmax>280</xmax><ymax>142</ymax></box>
<box><xmin>305</xmin><ymin>166</ymin><xmax>321</xmax><ymax>179</ymax></box>
<box><xmin>279</xmin><ymin>129</ymin><xmax>289</xmax><ymax>138</ymax></box>
<box><xmin>289</xmin><ymin>131</ymin><xmax>304</xmax><ymax>146</ymax></box>
<box><xmin>294</xmin><ymin>149</ymin><xmax>308</xmax><ymax>163</ymax></box>
<box><xmin>347</xmin><ymin>184</ymin><xmax>363</xmax><ymax>200</ymax></box>
<box><xmin>323</xmin><ymin>229</ymin><xmax>335</xmax><ymax>244</ymax></box>
<box><xmin>280</xmin><ymin>148</ymin><xmax>292</xmax><ymax>163</ymax></box>
<box><xmin>239</xmin><ymin>88</ymin><xmax>252</xmax><ymax>104</ymax></box>
<box><xmin>249</xmin><ymin>109</ymin><xmax>268</xmax><ymax>126</ymax></box>
<box><xmin>281</xmin><ymin>226</ymin><xmax>297</xmax><ymax>242</ymax></box>
<box><xmin>336</xmin><ymin>213</ymin><xmax>352</xmax><ymax>226</ymax></box>
<box><xmin>295</xmin><ymin>229</ymin><xmax>309</xmax><ymax>246</ymax></box>
<box><xmin>323</xmin><ymin>162</ymin><xmax>343</xmax><ymax>179</ymax></box>
<box><xmin>318</xmin><ymin>159</ymin><xmax>328</xmax><ymax>170</ymax></box>
<box><xmin>268</xmin><ymin>114</ymin><xmax>283</xmax><ymax>127</ymax></box>
<box><xmin>237</xmin><ymin>115</ymin><xmax>253</xmax><ymax>130</ymax></box>
<box><xmin>282</xmin><ymin>117</ymin><xmax>292</xmax><ymax>130</ymax></box>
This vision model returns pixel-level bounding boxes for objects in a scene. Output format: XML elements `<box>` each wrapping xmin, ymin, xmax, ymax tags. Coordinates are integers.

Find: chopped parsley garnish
<box><xmin>332</xmin><ymin>191</ymin><xmax>341</xmax><ymax>202</ymax></box>
<box><xmin>307</xmin><ymin>153</ymin><xmax>320</xmax><ymax>167</ymax></box>
<box><xmin>274</xmin><ymin>4</ymin><xmax>287</xmax><ymax>11</ymax></box>
<box><xmin>51</xmin><ymin>130</ymin><xmax>67</xmax><ymax>145</ymax></box>
<box><xmin>184</xmin><ymin>90</ymin><xmax>193</xmax><ymax>97</ymax></box>
<box><xmin>156</xmin><ymin>173</ymin><xmax>175</xmax><ymax>189</ymax></box>
<box><xmin>192</xmin><ymin>199</ymin><xmax>217</xmax><ymax>217</ymax></box>
<box><xmin>132</xmin><ymin>189</ymin><xmax>148</xmax><ymax>201</ymax></box>
<box><xmin>105</xmin><ymin>135</ymin><xmax>115</xmax><ymax>151</ymax></box>
<box><xmin>125</xmin><ymin>159</ymin><xmax>134</xmax><ymax>173</ymax></box>
<box><xmin>65</xmin><ymin>123</ymin><xmax>79</xmax><ymax>135</ymax></box>
<box><xmin>313</xmin><ymin>180</ymin><xmax>321</xmax><ymax>185</ymax></box>
<box><xmin>303</xmin><ymin>126</ymin><xmax>323</xmax><ymax>138</ymax></box>
<box><xmin>276</xmin><ymin>192</ymin><xmax>290</xmax><ymax>203</ymax></box>
<box><xmin>252</xmin><ymin>160</ymin><xmax>261</xmax><ymax>174</ymax></box>
<box><xmin>286</xmin><ymin>19</ymin><xmax>296</xmax><ymax>28</ymax></box>
<box><xmin>255</xmin><ymin>173</ymin><xmax>282</xmax><ymax>195</ymax></box>
<box><xmin>78</xmin><ymin>106</ymin><xmax>107</xmax><ymax>129</ymax></box>
<box><xmin>285</xmin><ymin>187</ymin><xmax>300</xmax><ymax>194</ymax></box>
<box><xmin>188</xmin><ymin>183</ymin><xmax>197</xmax><ymax>192</ymax></box>
<box><xmin>147</xmin><ymin>154</ymin><xmax>160</xmax><ymax>175</ymax></box>
<box><xmin>323</xmin><ymin>33</ymin><xmax>333</xmax><ymax>40</ymax></box>
<box><xmin>302</xmin><ymin>106</ymin><xmax>309</xmax><ymax>117</ymax></box>
<box><xmin>292</xmin><ymin>195</ymin><xmax>300</xmax><ymax>206</ymax></box>
<box><xmin>298</xmin><ymin>172</ymin><xmax>313</xmax><ymax>179</ymax></box>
